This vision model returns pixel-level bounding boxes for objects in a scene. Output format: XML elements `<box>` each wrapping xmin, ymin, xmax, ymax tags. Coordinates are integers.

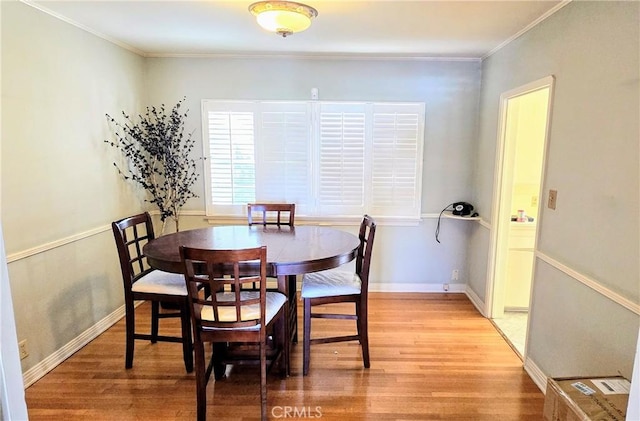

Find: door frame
<box><xmin>485</xmin><ymin>76</ymin><xmax>556</xmax><ymax>328</ymax></box>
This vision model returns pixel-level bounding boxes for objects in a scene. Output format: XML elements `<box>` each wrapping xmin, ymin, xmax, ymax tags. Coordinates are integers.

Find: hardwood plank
<box><xmin>25</xmin><ymin>293</ymin><xmax>544</xmax><ymax>420</ymax></box>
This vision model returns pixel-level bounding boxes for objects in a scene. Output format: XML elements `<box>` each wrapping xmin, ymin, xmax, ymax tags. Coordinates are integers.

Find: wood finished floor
<box><xmin>25</xmin><ymin>293</ymin><xmax>545</xmax><ymax>420</ymax></box>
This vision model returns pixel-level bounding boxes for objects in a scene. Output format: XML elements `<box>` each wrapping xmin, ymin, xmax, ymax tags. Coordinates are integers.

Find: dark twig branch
<box><xmin>105</xmin><ymin>97</ymin><xmax>199</xmax><ymax>233</ymax></box>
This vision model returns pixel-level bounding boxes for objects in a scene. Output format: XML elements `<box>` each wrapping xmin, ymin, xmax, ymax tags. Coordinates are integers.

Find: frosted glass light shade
<box><xmin>249</xmin><ymin>1</ymin><xmax>318</xmax><ymax>37</ymax></box>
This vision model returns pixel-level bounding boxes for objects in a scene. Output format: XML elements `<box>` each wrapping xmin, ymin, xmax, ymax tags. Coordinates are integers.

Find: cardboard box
<box><xmin>543</xmin><ymin>376</ymin><xmax>630</xmax><ymax>421</ymax></box>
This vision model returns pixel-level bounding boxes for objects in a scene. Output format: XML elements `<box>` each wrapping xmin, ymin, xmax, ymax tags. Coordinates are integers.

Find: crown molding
<box><xmin>482</xmin><ymin>0</ymin><xmax>573</xmax><ymax>60</ymax></box>
<box><xmin>145</xmin><ymin>52</ymin><xmax>481</xmax><ymax>62</ymax></box>
<box><xmin>21</xmin><ymin>0</ymin><xmax>146</xmax><ymax>57</ymax></box>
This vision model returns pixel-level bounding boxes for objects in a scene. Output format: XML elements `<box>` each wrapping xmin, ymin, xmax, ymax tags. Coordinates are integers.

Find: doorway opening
<box><xmin>487</xmin><ymin>76</ymin><xmax>555</xmax><ymax>359</ymax></box>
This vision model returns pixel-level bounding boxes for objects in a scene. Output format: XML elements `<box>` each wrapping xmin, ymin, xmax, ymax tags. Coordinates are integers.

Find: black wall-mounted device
<box><xmin>435</xmin><ymin>202</ymin><xmax>479</xmax><ymax>243</ymax></box>
<box><xmin>452</xmin><ymin>202</ymin><xmax>474</xmax><ymax>216</ymax></box>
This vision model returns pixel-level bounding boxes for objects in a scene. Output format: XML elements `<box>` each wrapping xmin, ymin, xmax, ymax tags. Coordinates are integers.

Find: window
<box><xmin>201</xmin><ymin>100</ymin><xmax>424</xmax><ymax>220</ymax></box>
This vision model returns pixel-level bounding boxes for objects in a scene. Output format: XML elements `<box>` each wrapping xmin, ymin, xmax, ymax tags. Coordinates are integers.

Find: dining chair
<box><xmin>180</xmin><ymin>245</ymin><xmax>288</xmax><ymax>421</ymax></box>
<box><xmin>111</xmin><ymin>212</ymin><xmax>193</xmax><ymax>372</ymax></box>
<box><xmin>300</xmin><ymin>215</ymin><xmax>377</xmax><ymax>376</ymax></box>
<box><xmin>247</xmin><ymin>203</ymin><xmax>295</xmax><ymax>227</ymax></box>
<box><xmin>247</xmin><ymin>202</ymin><xmax>298</xmax><ymax>341</ymax></box>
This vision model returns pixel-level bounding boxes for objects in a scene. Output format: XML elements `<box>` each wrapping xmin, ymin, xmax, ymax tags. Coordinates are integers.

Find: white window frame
<box><xmin>201</xmin><ymin>99</ymin><xmax>424</xmax><ymax>221</ymax></box>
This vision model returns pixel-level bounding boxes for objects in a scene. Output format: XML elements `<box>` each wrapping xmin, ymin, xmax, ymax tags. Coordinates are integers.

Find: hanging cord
<box><xmin>435</xmin><ymin>203</ymin><xmax>455</xmax><ymax>243</ymax></box>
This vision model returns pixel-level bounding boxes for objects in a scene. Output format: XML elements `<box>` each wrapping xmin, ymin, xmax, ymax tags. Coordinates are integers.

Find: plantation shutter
<box><xmin>202</xmin><ymin>99</ymin><xmax>424</xmax><ymax>220</ymax></box>
<box><xmin>202</xmin><ymin>102</ymin><xmax>257</xmax><ymax>215</ymax></box>
<box><xmin>370</xmin><ymin>103</ymin><xmax>424</xmax><ymax>218</ymax></box>
<box><xmin>255</xmin><ymin>102</ymin><xmax>312</xmax><ymax>214</ymax></box>
<box><xmin>317</xmin><ymin>102</ymin><xmax>367</xmax><ymax>216</ymax></box>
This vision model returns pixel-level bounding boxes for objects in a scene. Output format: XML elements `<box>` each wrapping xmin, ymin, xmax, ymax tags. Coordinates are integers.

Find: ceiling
<box><xmin>26</xmin><ymin>0</ymin><xmax>567</xmax><ymax>59</ymax></box>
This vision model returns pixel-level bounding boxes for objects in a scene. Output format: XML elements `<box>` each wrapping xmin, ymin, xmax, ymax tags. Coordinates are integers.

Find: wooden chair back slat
<box><xmin>112</xmin><ymin>212</ymin><xmax>155</xmax><ymax>287</ymax></box>
<box><xmin>247</xmin><ymin>203</ymin><xmax>295</xmax><ymax>227</ymax></box>
<box><xmin>356</xmin><ymin>215</ymin><xmax>377</xmax><ymax>295</ymax></box>
<box><xmin>181</xmin><ymin>246</ymin><xmax>268</xmax><ymax>330</ymax></box>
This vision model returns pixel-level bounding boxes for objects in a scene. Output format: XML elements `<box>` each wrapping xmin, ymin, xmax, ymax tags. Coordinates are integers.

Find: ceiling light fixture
<box><xmin>249</xmin><ymin>1</ymin><xmax>318</xmax><ymax>37</ymax></box>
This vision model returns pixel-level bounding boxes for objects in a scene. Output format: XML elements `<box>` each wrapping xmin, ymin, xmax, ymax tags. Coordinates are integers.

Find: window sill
<box><xmin>203</xmin><ymin>215</ymin><xmax>421</xmax><ymax>226</ymax></box>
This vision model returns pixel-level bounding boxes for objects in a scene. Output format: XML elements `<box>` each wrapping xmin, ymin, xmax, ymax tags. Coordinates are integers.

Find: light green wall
<box><xmin>1</xmin><ymin>1</ymin><xmax>145</xmax><ymax>372</ymax></box>
<box><xmin>144</xmin><ymin>57</ymin><xmax>482</xmax><ymax>214</ymax></box>
<box><xmin>471</xmin><ymin>1</ymin><xmax>640</xmax><ymax>378</ymax></box>
<box><xmin>144</xmin><ymin>57</ymin><xmax>482</xmax><ymax>286</ymax></box>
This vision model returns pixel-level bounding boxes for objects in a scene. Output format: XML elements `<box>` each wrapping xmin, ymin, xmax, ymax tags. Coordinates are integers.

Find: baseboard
<box><xmin>22</xmin><ymin>304</ymin><xmax>126</xmax><ymax>388</ymax></box>
<box><xmin>524</xmin><ymin>356</ymin><xmax>548</xmax><ymax>393</ymax></box>
<box><xmin>464</xmin><ymin>285</ymin><xmax>487</xmax><ymax>317</ymax></box>
<box><xmin>504</xmin><ymin>306</ymin><xmax>528</xmax><ymax>312</ymax></box>
<box><xmin>369</xmin><ymin>282</ymin><xmax>466</xmax><ymax>293</ymax></box>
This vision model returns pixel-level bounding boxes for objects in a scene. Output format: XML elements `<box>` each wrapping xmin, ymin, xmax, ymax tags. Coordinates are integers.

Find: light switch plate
<box><xmin>548</xmin><ymin>189</ymin><xmax>557</xmax><ymax>210</ymax></box>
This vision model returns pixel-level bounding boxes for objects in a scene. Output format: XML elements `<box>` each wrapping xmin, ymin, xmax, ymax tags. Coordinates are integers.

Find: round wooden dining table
<box><xmin>142</xmin><ymin>224</ymin><xmax>360</xmax><ymax>374</ymax></box>
<box><xmin>143</xmin><ymin>225</ymin><xmax>360</xmax><ymax>278</ymax></box>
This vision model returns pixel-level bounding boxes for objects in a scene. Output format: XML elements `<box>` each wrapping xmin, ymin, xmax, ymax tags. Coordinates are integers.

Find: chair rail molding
<box><xmin>6</xmin><ymin>225</ymin><xmax>111</xmax><ymax>263</ymax></box>
<box><xmin>536</xmin><ymin>251</ymin><xmax>640</xmax><ymax>316</ymax></box>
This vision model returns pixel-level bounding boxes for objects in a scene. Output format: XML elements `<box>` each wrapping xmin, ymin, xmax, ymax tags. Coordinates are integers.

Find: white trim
<box><xmin>20</xmin><ymin>0</ymin><xmax>146</xmax><ymax>57</ymax></box>
<box><xmin>22</xmin><ymin>304</ymin><xmax>126</xmax><ymax>388</ymax></box>
<box><xmin>175</xmin><ymin>210</ymin><xmax>206</xmax><ymax>217</ymax></box>
<box><xmin>464</xmin><ymin>285</ymin><xmax>487</xmax><ymax>317</ymax></box>
<box><xmin>536</xmin><ymin>252</ymin><xmax>640</xmax><ymax>316</ymax></box>
<box><xmin>499</xmin><ymin>75</ymin><xmax>557</xmax><ymax>102</ymax></box>
<box><xmin>485</xmin><ymin>75</ymin><xmax>555</xmax><ymax>319</ymax></box>
<box><xmin>482</xmin><ymin>1</ymin><xmax>573</xmax><ymax>60</ymax></box>
<box><xmin>523</xmin><ymin>356</ymin><xmax>548</xmax><ymax>393</ymax></box>
<box><xmin>6</xmin><ymin>225</ymin><xmax>110</xmax><ymax>264</ymax></box>
<box><xmin>147</xmin><ymin>52</ymin><xmax>482</xmax><ymax>61</ymax></box>
<box><xmin>203</xmin><ymin>215</ymin><xmax>420</xmax><ymax>227</ymax></box>
<box><xmin>369</xmin><ymin>283</ymin><xmax>466</xmax><ymax>293</ymax></box>
<box><xmin>478</xmin><ymin>219</ymin><xmax>491</xmax><ymax>229</ymax></box>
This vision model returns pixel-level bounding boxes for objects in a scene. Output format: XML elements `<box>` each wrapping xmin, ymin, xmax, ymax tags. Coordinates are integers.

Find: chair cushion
<box><xmin>301</xmin><ymin>269</ymin><xmax>362</xmax><ymax>299</ymax></box>
<box><xmin>131</xmin><ymin>269</ymin><xmax>187</xmax><ymax>296</ymax></box>
<box><xmin>201</xmin><ymin>291</ymin><xmax>287</xmax><ymax>327</ymax></box>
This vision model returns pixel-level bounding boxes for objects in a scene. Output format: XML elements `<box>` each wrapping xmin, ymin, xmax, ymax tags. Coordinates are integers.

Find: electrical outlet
<box><xmin>548</xmin><ymin>189</ymin><xmax>557</xmax><ymax>210</ymax></box>
<box><xmin>19</xmin><ymin>340</ymin><xmax>28</xmax><ymax>360</ymax></box>
<box><xmin>443</xmin><ymin>283</ymin><xmax>450</xmax><ymax>291</ymax></box>
<box><xmin>452</xmin><ymin>269</ymin><xmax>459</xmax><ymax>281</ymax></box>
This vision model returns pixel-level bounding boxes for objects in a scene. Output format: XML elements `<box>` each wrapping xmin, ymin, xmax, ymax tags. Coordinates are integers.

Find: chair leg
<box><xmin>213</xmin><ymin>342</ymin><xmax>227</xmax><ymax>380</ymax></box>
<box><xmin>303</xmin><ymin>298</ymin><xmax>311</xmax><ymax>376</ymax></box>
<box><xmin>180</xmin><ymin>304</ymin><xmax>194</xmax><ymax>373</ymax></box>
<box><xmin>125</xmin><ymin>304</ymin><xmax>135</xmax><ymax>369</ymax></box>
<box><xmin>194</xmin><ymin>341</ymin><xmax>207</xmax><ymax>421</ymax></box>
<box><xmin>151</xmin><ymin>301</ymin><xmax>160</xmax><ymax>343</ymax></box>
<box><xmin>260</xmin><ymin>338</ymin><xmax>267</xmax><ymax>421</ymax></box>
<box><xmin>275</xmin><ymin>308</ymin><xmax>288</xmax><ymax>377</ymax></box>
<box><xmin>357</xmin><ymin>300</ymin><xmax>370</xmax><ymax>368</ymax></box>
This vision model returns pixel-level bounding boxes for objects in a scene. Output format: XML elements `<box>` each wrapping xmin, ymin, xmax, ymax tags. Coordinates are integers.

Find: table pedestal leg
<box><xmin>278</xmin><ymin>274</ymin><xmax>297</xmax><ymax>375</ymax></box>
<box><xmin>288</xmin><ymin>275</ymin><xmax>298</xmax><ymax>343</ymax></box>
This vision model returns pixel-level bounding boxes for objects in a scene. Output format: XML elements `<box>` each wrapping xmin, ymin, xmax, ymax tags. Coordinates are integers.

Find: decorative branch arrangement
<box><xmin>105</xmin><ymin>97</ymin><xmax>199</xmax><ymax>233</ymax></box>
